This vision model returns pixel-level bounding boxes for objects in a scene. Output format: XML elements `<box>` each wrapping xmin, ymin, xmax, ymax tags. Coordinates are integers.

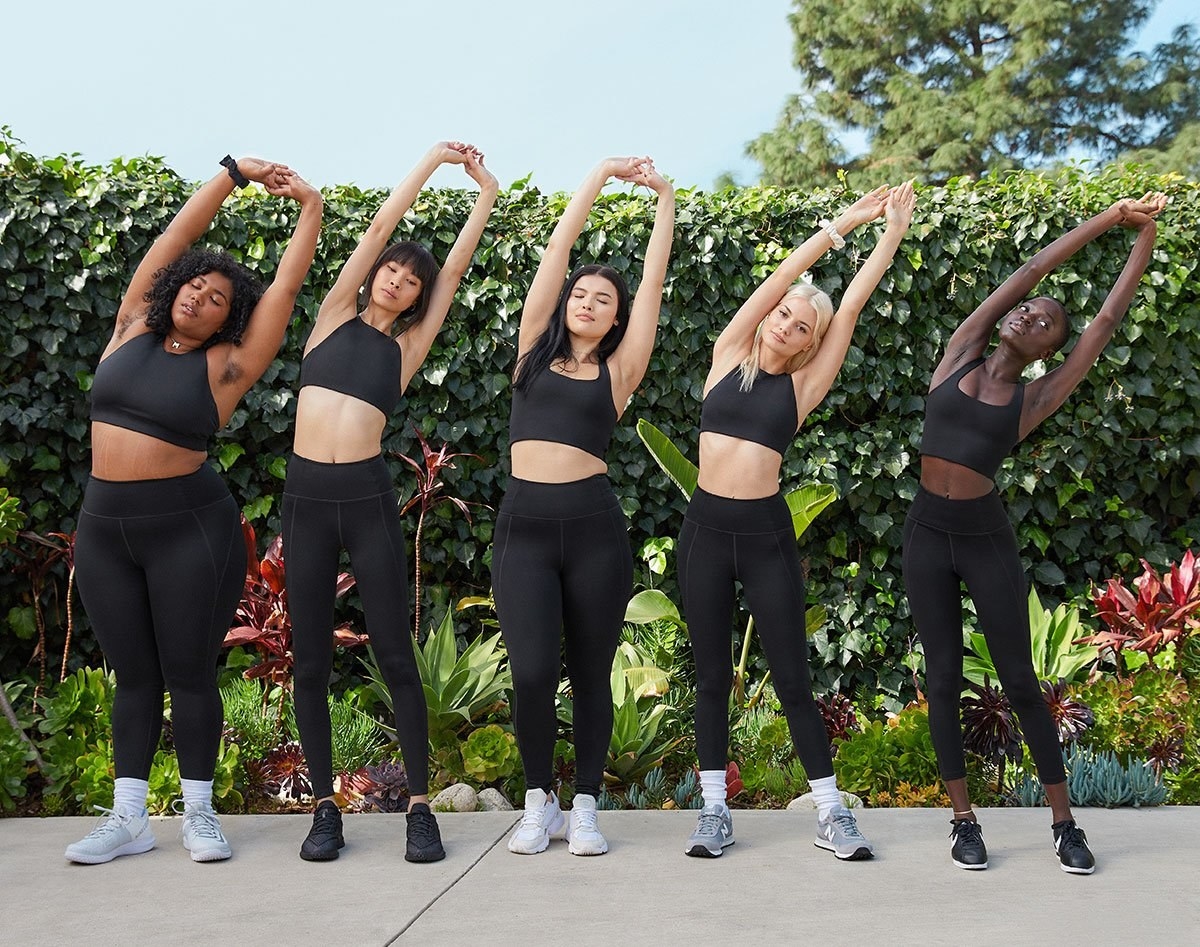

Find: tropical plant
<box><xmin>833</xmin><ymin>703</ymin><xmax>940</xmax><ymax>798</ymax></box>
<box><xmin>1082</xmin><ymin>551</ymin><xmax>1200</xmax><ymax>673</ymax></box>
<box><xmin>816</xmin><ymin>692</ymin><xmax>859</xmax><ymax>748</ymax></box>
<box><xmin>329</xmin><ymin>695</ymin><xmax>386</xmax><ymax>778</ymax></box>
<box><xmin>1073</xmin><ymin>667</ymin><xmax>1191</xmax><ymax>776</ymax></box>
<box><xmin>963</xmin><ymin>586</ymin><xmax>1099</xmax><ymax>690</ymax></box>
<box><xmin>0</xmin><ymin>681</ymin><xmax>35</xmax><ymax>811</ymax></box>
<box><xmin>361</xmin><ymin>760</ymin><xmax>409</xmax><ymax>813</ymax></box>
<box><xmin>220</xmin><ymin>676</ymin><xmax>288</xmax><ymax>761</ymax></box>
<box><xmin>960</xmin><ymin>677</ymin><xmax>1023</xmax><ymax>792</ymax></box>
<box><xmin>362</xmin><ymin>607</ymin><xmax>511</xmax><ymax>749</ymax></box>
<box><xmin>36</xmin><ymin>666</ymin><xmax>114</xmax><ymax>799</ymax></box>
<box><xmin>11</xmin><ymin>529</ymin><xmax>75</xmax><ymax>698</ymax></box>
<box><xmin>256</xmin><ymin>742</ymin><xmax>311</xmax><ymax>801</ymax></box>
<box><xmin>1040</xmin><ymin>679</ymin><xmax>1095</xmax><ymax>745</ymax></box>
<box><xmin>396</xmin><ymin>424</ymin><xmax>484</xmax><ymax>638</ymax></box>
<box><xmin>867</xmin><ymin>781</ymin><xmax>949</xmax><ymax>809</ymax></box>
<box><xmin>637</xmin><ymin>418</ymin><xmax>836</xmax><ymax>710</ymax></box>
<box><xmin>460</xmin><ymin>724</ymin><xmax>520</xmax><ymax>783</ymax></box>
<box><xmin>223</xmin><ymin>517</ymin><xmax>363</xmax><ymax>686</ymax></box>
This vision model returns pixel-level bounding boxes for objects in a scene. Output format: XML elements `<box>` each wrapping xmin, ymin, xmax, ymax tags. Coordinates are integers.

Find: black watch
<box><xmin>220</xmin><ymin>154</ymin><xmax>250</xmax><ymax>188</ymax></box>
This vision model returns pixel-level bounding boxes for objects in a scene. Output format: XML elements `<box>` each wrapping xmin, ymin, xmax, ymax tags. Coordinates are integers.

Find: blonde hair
<box><xmin>737</xmin><ymin>282</ymin><xmax>834</xmax><ymax>391</ymax></box>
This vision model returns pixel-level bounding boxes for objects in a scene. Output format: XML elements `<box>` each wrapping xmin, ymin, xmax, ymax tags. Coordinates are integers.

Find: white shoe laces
<box><xmin>83</xmin><ymin>806</ymin><xmax>133</xmax><ymax>839</ymax></box>
<box><xmin>184</xmin><ymin>806</ymin><xmax>225</xmax><ymax>841</ymax></box>
<box><xmin>573</xmin><ymin>806</ymin><xmax>599</xmax><ymax>835</ymax></box>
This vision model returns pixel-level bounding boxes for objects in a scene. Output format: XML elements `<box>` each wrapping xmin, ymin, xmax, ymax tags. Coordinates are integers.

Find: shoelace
<box><xmin>1057</xmin><ymin>823</ymin><xmax>1088</xmax><ymax>852</ymax></box>
<box><xmin>519</xmin><ymin>804</ymin><xmax>551</xmax><ymax>829</ymax></box>
<box><xmin>408</xmin><ymin>809</ymin><xmax>438</xmax><ymax>842</ymax></box>
<box><xmin>831</xmin><ymin>812</ymin><xmax>865</xmax><ymax>839</ymax></box>
<box><xmin>695</xmin><ymin>810</ymin><xmax>726</xmax><ymax>836</ymax></box>
<box><xmin>573</xmin><ymin>807</ymin><xmax>599</xmax><ymax>835</ymax></box>
<box><xmin>184</xmin><ymin>807</ymin><xmax>225</xmax><ymax>840</ymax></box>
<box><xmin>951</xmin><ymin>820</ymin><xmax>984</xmax><ymax>845</ymax></box>
<box><xmin>83</xmin><ymin>806</ymin><xmax>131</xmax><ymax>839</ymax></box>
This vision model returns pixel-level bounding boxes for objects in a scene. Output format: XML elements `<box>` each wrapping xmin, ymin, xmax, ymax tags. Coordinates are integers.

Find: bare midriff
<box><xmin>919</xmin><ymin>455</ymin><xmax>996</xmax><ymax>500</ymax></box>
<box><xmin>510</xmin><ymin>441</ymin><xmax>607</xmax><ymax>483</ymax></box>
<box><xmin>696</xmin><ymin>432</ymin><xmax>783</xmax><ymax>500</ymax></box>
<box><xmin>90</xmin><ymin>423</ymin><xmax>207</xmax><ymax>480</ymax></box>
<box><xmin>292</xmin><ymin>387</ymin><xmax>387</xmax><ymax>464</ymax></box>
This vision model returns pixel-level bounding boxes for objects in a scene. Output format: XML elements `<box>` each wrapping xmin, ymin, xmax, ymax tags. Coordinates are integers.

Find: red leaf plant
<box><xmin>223</xmin><ymin>516</ymin><xmax>365</xmax><ymax>687</ymax></box>
<box><xmin>1082</xmin><ymin>550</ymin><xmax>1200</xmax><ymax>672</ymax></box>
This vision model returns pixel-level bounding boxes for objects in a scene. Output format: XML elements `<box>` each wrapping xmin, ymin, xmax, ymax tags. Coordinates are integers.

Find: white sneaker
<box><xmin>65</xmin><ymin>806</ymin><xmax>156</xmax><ymax>864</ymax></box>
<box><xmin>508</xmin><ymin>788</ymin><xmax>566</xmax><ymax>854</ymax></box>
<box><xmin>179</xmin><ymin>801</ymin><xmax>232</xmax><ymax>862</ymax></box>
<box><xmin>566</xmin><ymin>793</ymin><xmax>608</xmax><ymax>856</ymax></box>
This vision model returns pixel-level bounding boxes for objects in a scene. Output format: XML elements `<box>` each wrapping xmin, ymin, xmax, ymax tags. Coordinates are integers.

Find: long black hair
<box><xmin>358</xmin><ymin>241</ymin><xmax>441</xmax><ymax>336</ymax></box>
<box><xmin>143</xmin><ymin>248</ymin><xmax>263</xmax><ymax>348</ymax></box>
<box><xmin>513</xmin><ymin>264</ymin><xmax>631</xmax><ymax>391</ymax></box>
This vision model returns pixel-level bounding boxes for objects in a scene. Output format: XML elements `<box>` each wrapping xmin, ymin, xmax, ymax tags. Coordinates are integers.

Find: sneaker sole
<box><xmin>685</xmin><ymin>838</ymin><xmax>733</xmax><ymax>858</ymax></box>
<box><xmin>1060</xmin><ymin>862</ymin><xmax>1095</xmax><ymax>875</ymax></box>
<box><xmin>65</xmin><ymin>834</ymin><xmax>156</xmax><ymax>865</ymax></box>
<box><xmin>814</xmin><ymin>839</ymin><xmax>874</xmax><ymax>860</ymax></box>
<box><xmin>568</xmin><ymin>839</ymin><xmax>608</xmax><ymax>856</ymax></box>
<box><xmin>299</xmin><ymin>841</ymin><xmax>344</xmax><ymax>862</ymax></box>
<box><xmin>187</xmin><ymin>845</ymin><xmax>232</xmax><ymax>863</ymax></box>
<box><xmin>953</xmin><ymin>858</ymin><xmax>988</xmax><ymax>870</ymax></box>
<box><xmin>405</xmin><ymin>847</ymin><xmax>447</xmax><ymax>863</ymax></box>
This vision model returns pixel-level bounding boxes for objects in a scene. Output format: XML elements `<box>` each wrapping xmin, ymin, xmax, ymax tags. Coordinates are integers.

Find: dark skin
<box><xmin>919</xmin><ymin>191</ymin><xmax>1168</xmax><ymax>823</ymax></box>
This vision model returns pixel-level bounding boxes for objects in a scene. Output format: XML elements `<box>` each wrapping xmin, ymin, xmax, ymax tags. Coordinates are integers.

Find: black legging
<box><xmin>678</xmin><ymin>487</ymin><xmax>833</xmax><ymax>779</ymax></box>
<box><xmin>282</xmin><ymin>454</ymin><xmax>429</xmax><ymax>798</ymax></box>
<box><xmin>491</xmin><ymin>475</ymin><xmax>632</xmax><ymax>798</ymax></box>
<box><xmin>75</xmin><ymin>464</ymin><xmax>245</xmax><ymax>781</ymax></box>
<box><xmin>901</xmin><ymin>485</ymin><xmax>1065</xmax><ymax>785</ymax></box>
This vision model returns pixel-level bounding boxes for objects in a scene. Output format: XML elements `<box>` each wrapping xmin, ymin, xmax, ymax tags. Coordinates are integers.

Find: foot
<box><xmin>949</xmin><ymin>818</ymin><xmax>988</xmax><ymax>870</ymax></box>
<box><xmin>405</xmin><ymin>802</ymin><xmax>446</xmax><ymax>862</ymax></box>
<box><xmin>300</xmin><ymin>800</ymin><xmax>344</xmax><ymax>861</ymax></box>
<box><xmin>507</xmin><ymin>788</ymin><xmax>565</xmax><ymax>854</ymax></box>
<box><xmin>685</xmin><ymin>803</ymin><xmax>734</xmax><ymax>858</ymax></box>
<box><xmin>180</xmin><ymin>802</ymin><xmax>232</xmax><ymax>862</ymax></box>
<box><xmin>814</xmin><ymin>804</ymin><xmax>874</xmax><ymax>860</ymax></box>
<box><xmin>1052</xmin><ymin>819</ymin><xmax>1095</xmax><ymax>875</ymax></box>
<box><xmin>566</xmin><ymin>793</ymin><xmax>608</xmax><ymax>856</ymax></box>
<box><xmin>64</xmin><ymin>806</ymin><xmax>156</xmax><ymax>864</ymax></box>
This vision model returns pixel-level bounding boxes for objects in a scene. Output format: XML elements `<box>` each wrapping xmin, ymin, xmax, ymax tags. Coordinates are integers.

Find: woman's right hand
<box><xmin>1112</xmin><ymin>192</ymin><xmax>1168</xmax><ymax>228</ymax></box>
<box><xmin>885</xmin><ymin>180</ymin><xmax>916</xmax><ymax>232</ymax></box>
<box><xmin>837</xmin><ymin>185</ymin><xmax>890</xmax><ymax>230</ymax></box>
<box><xmin>265</xmin><ymin>169</ymin><xmax>322</xmax><ymax>207</ymax></box>
<box><xmin>235</xmin><ymin>157</ymin><xmax>290</xmax><ymax>187</ymax></box>
<box><xmin>462</xmin><ymin>149</ymin><xmax>499</xmax><ymax>191</ymax></box>
<box><xmin>600</xmin><ymin>156</ymin><xmax>652</xmax><ymax>182</ymax></box>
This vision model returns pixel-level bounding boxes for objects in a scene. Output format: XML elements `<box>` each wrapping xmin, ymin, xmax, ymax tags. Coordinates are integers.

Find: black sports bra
<box><xmin>920</xmin><ymin>357</ymin><xmax>1024</xmax><ymax>479</ymax></box>
<box><xmin>508</xmin><ymin>361</ymin><xmax>618</xmax><ymax>461</ymax></box>
<box><xmin>699</xmin><ymin>366</ymin><xmax>798</xmax><ymax>457</ymax></box>
<box><xmin>90</xmin><ymin>333</ymin><xmax>219</xmax><ymax>451</ymax></box>
<box><xmin>298</xmin><ymin>317</ymin><xmax>402</xmax><ymax>415</ymax></box>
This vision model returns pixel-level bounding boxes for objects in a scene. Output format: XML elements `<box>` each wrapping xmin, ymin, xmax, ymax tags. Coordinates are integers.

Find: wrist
<box><xmin>819</xmin><ymin>219</ymin><xmax>846</xmax><ymax>249</ymax></box>
<box><xmin>220</xmin><ymin>155</ymin><xmax>249</xmax><ymax>188</ymax></box>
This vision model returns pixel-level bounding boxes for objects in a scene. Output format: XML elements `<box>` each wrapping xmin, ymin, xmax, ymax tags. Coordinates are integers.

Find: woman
<box><xmin>682</xmin><ymin>182</ymin><xmax>915</xmax><ymax>860</ymax></box>
<box><xmin>903</xmin><ymin>191</ymin><xmax>1166</xmax><ymax>874</ymax></box>
<box><xmin>66</xmin><ymin>156</ymin><xmax>323</xmax><ymax>864</ymax></box>
<box><xmin>284</xmin><ymin>142</ymin><xmax>497</xmax><ymax>863</ymax></box>
<box><xmin>492</xmin><ymin>156</ymin><xmax>674</xmax><ymax>856</ymax></box>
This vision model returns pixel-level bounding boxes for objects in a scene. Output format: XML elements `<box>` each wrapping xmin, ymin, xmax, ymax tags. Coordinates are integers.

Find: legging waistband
<box><xmin>684</xmin><ymin>486</ymin><xmax>790</xmax><ymax>534</ymax></box>
<box><xmin>499</xmin><ymin>474</ymin><xmax>620</xmax><ymax>520</ymax></box>
<box><xmin>81</xmin><ymin>464</ymin><xmax>231</xmax><ymax>518</ymax></box>
<box><xmin>283</xmin><ymin>453</ymin><xmax>394</xmax><ymax>501</ymax></box>
<box><xmin>907</xmin><ymin>485</ymin><xmax>1010</xmax><ymax>535</ymax></box>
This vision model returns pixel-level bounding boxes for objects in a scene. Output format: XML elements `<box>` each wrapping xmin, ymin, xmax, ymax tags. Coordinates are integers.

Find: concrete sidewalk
<box><xmin>3</xmin><ymin>806</ymin><xmax>1196</xmax><ymax>946</ymax></box>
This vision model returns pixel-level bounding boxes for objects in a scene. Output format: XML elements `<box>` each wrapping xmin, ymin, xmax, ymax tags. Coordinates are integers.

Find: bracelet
<box><xmin>818</xmin><ymin>219</ymin><xmax>845</xmax><ymax>250</ymax></box>
<box><xmin>220</xmin><ymin>154</ymin><xmax>250</xmax><ymax>189</ymax></box>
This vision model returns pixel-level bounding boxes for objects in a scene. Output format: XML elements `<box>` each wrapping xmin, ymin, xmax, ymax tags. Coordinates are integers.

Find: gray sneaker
<box><xmin>685</xmin><ymin>803</ymin><xmax>735</xmax><ymax>858</ymax></box>
<box><xmin>814</xmin><ymin>804</ymin><xmax>874</xmax><ymax>860</ymax></box>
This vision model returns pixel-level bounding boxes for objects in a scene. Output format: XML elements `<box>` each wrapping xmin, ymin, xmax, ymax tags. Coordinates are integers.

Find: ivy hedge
<box><xmin>2</xmin><ymin>132</ymin><xmax>1197</xmax><ymax>702</ymax></box>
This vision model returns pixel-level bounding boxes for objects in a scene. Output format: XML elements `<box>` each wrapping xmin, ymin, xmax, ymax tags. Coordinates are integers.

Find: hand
<box><xmin>1113</xmin><ymin>191</ymin><xmax>1168</xmax><ymax>229</ymax></box>
<box><xmin>432</xmin><ymin>141</ymin><xmax>474</xmax><ymax>166</ymax></box>
<box><xmin>626</xmin><ymin>160</ymin><xmax>672</xmax><ymax>196</ymax></box>
<box><xmin>462</xmin><ymin>149</ymin><xmax>498</xmax><ymax>191</ymax></box>
<box><xmin>838</xmin><ymin>185</ymin><xmax>890</xmax><ymax>228</ymax></box>
<box><xmin>265</xmin><ymin>168</ymin><xmax>322</xmax><ymax>206</ymax></box>
<box><xmin>600</xmin><ymin>156</ymin><xmax>650</xmax><ymax>181</ymax></box>
<box><xmin>884</xmin><ymin>180</ymin><xmax>916</xmax><ymax>231</ymax></box>
<box><xmin>237</xmin><ymin>157</ymin><xmax>289</xmax><ymax>185</ymax></box>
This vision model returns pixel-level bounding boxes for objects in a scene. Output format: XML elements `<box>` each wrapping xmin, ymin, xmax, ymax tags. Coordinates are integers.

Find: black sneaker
<box><xmin>405</xmin><ymin>802</ymin><xmax>446</xmax><ymax>862</ymax></box>
<box><xmin>949</xmin><ymin>818</ymin><xmax>988</xmax><ymax>870</ymax></box>
<box><xmin>300</xmin><ymin>801</ymin><xmax>345</xmax><ymax>861</ymax></box>
<box><xmin>1052</xmin><ymin>819</ymin><xmax>1095</xmax><ymax>874</ymax></box>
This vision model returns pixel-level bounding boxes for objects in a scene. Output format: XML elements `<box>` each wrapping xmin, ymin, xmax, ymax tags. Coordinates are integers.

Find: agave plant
<box><xmin>223</xmin><ymin>516</ymin><xmax>364</xmax><ymax>686</ymax></box>
<box><xmin>1082</xmin><ymin>550</ymin><xmax>1200</xmax><ymax>673</ymax></box>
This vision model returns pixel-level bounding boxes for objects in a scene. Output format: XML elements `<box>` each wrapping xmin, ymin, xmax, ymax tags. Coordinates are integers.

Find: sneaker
<box><xmin>949</xmin><ymin>818</ymin><xmax>988</xmax><ymax>870</ymax></box>
<box><xmin>405</xmin><ymin>802</ymin><xmax>446</xmax><ymax>862</ymax></box>
<box><xmin>685</xmin><ymin>803</ymin><xmax>735</xmax><ymax>858</ymax></box>
<box><xmin>300</xmin><ymin>801</ymin><xmax>344</xmax><ymax>861</ymax></box>
<box><xmin>508</xmin><ymin>788</ymin><xmax>566</xmax><ymax>854</ymax></box>
<box><xmin>179</xmin><ymin>801</ymin><xmax>232</xmax><ymax>862</ymax></box>
<box><xmin>566</xmin><ymin>793</ymin><xmax>608</xmax><ymax>856</ymax></box>
<box><xmin>1053</xmin><ymin>819</ymin><xmax>1096</xmax><ymax>875</ymax></box>
<box><xmin>814</xmin><ymin>804</ymin><xmax>874</xmax><ymax>860</ymax></box>
<box><xmin>64</xmin><ymin>806</ymin><xmax>156</xmax><ymax>864</ymax></box>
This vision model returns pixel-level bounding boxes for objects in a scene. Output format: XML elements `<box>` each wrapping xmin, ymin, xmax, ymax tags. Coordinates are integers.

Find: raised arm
<box><xmin>711</xmin><ymin>186</ymin><xmax>890</xmax><ymax>369</ymax></box>
<box><xmin>114</xmin><ymin>157</ymin><xmax>285</xmax><ymax>340</ymax></box>
<box><xmin>1020</xmin><ymin>194</ymin><xmax>1166</xmax><ymax>435</ymax></box>
<box><xmin>318</xmin><ymin>142</ymin><xmax>474</xmax><ymax>323</ymax></box>
<box><xmin>218</xmin><ymin>171</ymin><xmax>324</xmax><ymax>401</ymax></box>
<box><xmin>934</xmin><ymin>193</ymin><xmax>1166</xmax><ymax>383</ymax></box>
<box><xmin>517</xmin><ymin>156</ymin><xmax>648</xmax><ymax>357</ymax></box>
<box><xmin>608</xmin><ymin>165</ymin><xmax>675</xmax><ymax>405</ymax></box>
<box><xmin>399</xmin><ymin>151</ymin><xmax>500</xmax><ymax>391</ymax></box>
<box><xmin>794</xmin><ymin>181</ymin><xmax>916</xmax><ymax>417</ymax></box>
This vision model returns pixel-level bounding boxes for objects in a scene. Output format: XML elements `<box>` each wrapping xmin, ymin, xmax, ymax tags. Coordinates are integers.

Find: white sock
<box><xmin>112</xmin><ymin>777</ymin><xmax>149</xmax><ymax>815</ymax></box>
<box><xmin>181</xmin><ymin>778</ymin><xmax>214</xmax><ymax>810</ymax></box>
<box><xmin>809</xmin><ymin>776</ymin><xmax>842</xmax><ymax>820</ymax></box>
<box><xmin>699</xmin><ymin>770</ymin><xmax>727</xmax><ymax>809</ymax></box>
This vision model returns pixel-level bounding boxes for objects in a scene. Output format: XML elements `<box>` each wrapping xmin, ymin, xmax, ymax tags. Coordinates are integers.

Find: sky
<box><xmin>3</xmin><ymin>0</ymin><xmax>1197</xmax><ymax>194</ymax></box>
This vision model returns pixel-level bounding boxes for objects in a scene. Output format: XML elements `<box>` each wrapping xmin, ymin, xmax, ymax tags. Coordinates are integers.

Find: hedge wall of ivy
<box><xmin>2</xmin><ymin>132</ymin><xmax>1197</xmax><ymax>702</ymax></box>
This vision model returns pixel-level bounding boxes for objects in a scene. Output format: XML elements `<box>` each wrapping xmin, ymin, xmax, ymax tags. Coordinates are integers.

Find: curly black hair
<box><xmin>142</xmin><ymin>248</ymin><xmax>264</xmax><ymax>347</ymax></box>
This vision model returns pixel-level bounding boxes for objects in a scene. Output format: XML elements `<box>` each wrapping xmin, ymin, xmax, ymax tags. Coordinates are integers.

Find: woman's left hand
<box><xmin>463</xmin><ymin>149</ymin><xmax>499</xmax><ymax>192</ymax></box>
<box><xmin>265</xmin><ymin>169</ymin><xmax>322</xmax><ymax>205</ymax></box>
<box><xmin>885</xmin><ymin>180</ymin><xmax>916</xmax><ymax>231</ymax></box>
